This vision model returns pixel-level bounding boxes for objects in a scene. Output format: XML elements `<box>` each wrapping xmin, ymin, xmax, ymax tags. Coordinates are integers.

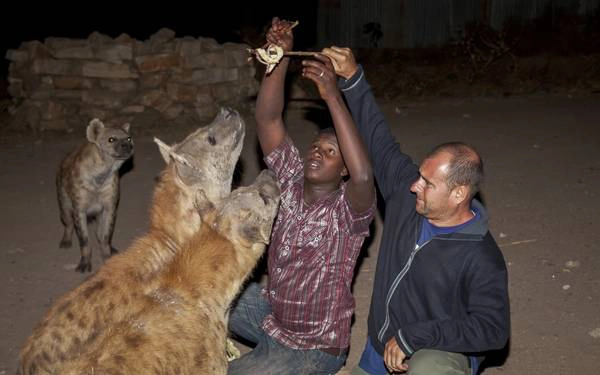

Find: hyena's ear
<box><xmin>194</xmin><ymin>189</ymin><xmax>217</xmax><ymax>224</ymax></box>
<box><xmin>86</xmin><ymin>118</ymin><xmax>105</xmax><ymax>143</ymax></box>
<box><xmin>153</xmin><ymin>137</ymin><xmax>198</xmax><ymax>170</ymax></box>
<box><xmin>153</xmin><ymin>137</ymin><xmax>173</xmax><ymax>164</ymax></box>
<box><xmin>121</xmin><ymin>122</ymin><xmax>131</xmax><ymax>134</ymax></box>
<box><xmin>241</xmin><ymin>219</ymin><xmax>272</xmax><ymax>245</ymax></box>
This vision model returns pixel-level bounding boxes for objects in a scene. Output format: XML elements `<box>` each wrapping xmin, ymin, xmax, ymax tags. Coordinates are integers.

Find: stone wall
<box><xmin>5</xmin><ymin>28</ymin><xmax>258</xmax><ymax>131</ymax></box>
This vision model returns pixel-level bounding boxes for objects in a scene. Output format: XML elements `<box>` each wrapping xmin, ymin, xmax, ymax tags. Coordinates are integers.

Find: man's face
<box><xmin>410</xmin><ymin>152</ymin><xmax>454</xmax><ymax>221</ymax></box>
<box><xmin>303</xmin><ymin>132</ymin><xmax>347</xmax><ymax>184</ymax></box>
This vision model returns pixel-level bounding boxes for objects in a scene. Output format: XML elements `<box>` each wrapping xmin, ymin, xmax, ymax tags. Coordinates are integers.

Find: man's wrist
<box><xmin>338</xmin><ymin>65</ymin><xmax>364</xmax><ymax>91</ymax></box>
<box><xmin>343</xmin><ymin>67</ymin><xmax>359</xmax><ymax>80</ymax></box>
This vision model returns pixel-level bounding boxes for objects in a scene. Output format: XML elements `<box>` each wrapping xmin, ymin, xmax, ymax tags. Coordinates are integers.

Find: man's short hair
<box><xmin>319</xmin><ymin>127</ymin><xmax>337</xmax><ymax>138</ymax></box>
<box><xmin>427</xmin><ymin>142</ymin><xmax>483</xmax><ymax>199</ymax></box>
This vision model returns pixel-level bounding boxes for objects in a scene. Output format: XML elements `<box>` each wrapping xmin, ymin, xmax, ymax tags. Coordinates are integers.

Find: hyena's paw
<box><xmin>59</xmin><ymin>239</ymin><xmax>72</xmax><ymax>249</ymax></box>
<box><xmin>110</xmin><ymin>246</ymin><xmax>119</xmax><ymax>255</ymax></box>
<box><xmin>75</xmin><ymin>256</ymin><xmax>92</xmax><ymax>273</ymax></box>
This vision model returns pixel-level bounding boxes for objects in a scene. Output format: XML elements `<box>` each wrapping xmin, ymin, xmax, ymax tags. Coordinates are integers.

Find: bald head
<box><xmin>426</xmin><ymin>142</ymin><xmax>483</xmax><ymax>200</ymax></box>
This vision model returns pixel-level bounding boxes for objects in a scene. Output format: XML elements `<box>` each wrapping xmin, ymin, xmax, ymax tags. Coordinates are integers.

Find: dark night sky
<box><xmin>1</xmin><ymin>2</ymin><xmax>318</xmax><ymax>53</ymax></box>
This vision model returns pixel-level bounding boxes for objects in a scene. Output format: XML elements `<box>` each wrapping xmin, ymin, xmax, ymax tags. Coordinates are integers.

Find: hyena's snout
<box><xmin>257</xmin><ymin>171</ymin><xmax>279</xmax><ymax>204</ymax></box>
<box><xmin>114</xmin><ymin>138</ymin><xmax>134</xmax><ymax>159</ymax></box>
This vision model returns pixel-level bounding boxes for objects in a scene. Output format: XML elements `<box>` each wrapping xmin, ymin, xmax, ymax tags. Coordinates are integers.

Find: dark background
<box><xmin>0</xmin><ymin>1</ymin><xmax>319</xmax><ymax>94</ymax></box>
<box><xmin>0</xmin><ymin>2</ymin><xmax>318</xmax><ymax>56</ymax></box>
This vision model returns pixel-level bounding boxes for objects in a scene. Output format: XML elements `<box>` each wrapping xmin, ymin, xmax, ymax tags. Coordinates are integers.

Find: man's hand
<box><xmin>321</xmin><ymin>46</ymin><xmax>358</xmax><ymax>80</ymax></box>
<box><xmin>301</xmin><ymin>54</ymin><xmax>339</xmax><ymax>102</ymax></box>
<box><xmin>266</xmin><ymin>17</ymin><xmax>294</xmax><ymax>52</ymax></box>
<box><xmin>384</xmin><ymin>337</ymin><xmax>408</xmax><ymax>373</ymax></box>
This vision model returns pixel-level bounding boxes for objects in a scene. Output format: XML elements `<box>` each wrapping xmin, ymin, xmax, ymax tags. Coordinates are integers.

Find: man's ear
<box><xmin>452</xmin><ymin>185</ymin><xmax>469</xmax><ymax>205</ymax></box>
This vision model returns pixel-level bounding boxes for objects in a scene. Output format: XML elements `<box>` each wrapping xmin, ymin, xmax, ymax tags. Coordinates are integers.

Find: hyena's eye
<box><xmin>208</xmin><ymin>136</ymin><xmax>216</xmax><ymax>146</ymax></box>
<box><xmin>127</xmin><ymin>137</ymin><xmax>132</xmax><ymax>143</ymax></box>
<box><xmin>259</xmin><ymin>191</ymin><xmax>270</xmax><ymax>205</ymax></box>
<box><xmin>108</xmin><ymin>137</ymin><xmax>115</xmax><ymax>143</ymax></box>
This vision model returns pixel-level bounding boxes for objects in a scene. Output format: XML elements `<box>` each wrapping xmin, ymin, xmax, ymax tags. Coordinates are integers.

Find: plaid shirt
<box><xmin>261</xmin><ymin>136</ymin><xmax>375</xmax><ymax>350</ymax></box>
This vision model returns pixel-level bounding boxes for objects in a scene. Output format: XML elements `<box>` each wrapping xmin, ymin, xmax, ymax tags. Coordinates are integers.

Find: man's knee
<box><xmin>228</xmin><ymin>283</ymin><xmax>264</xmax><ymax>338</ymax></box>
<box><xmin>407</xmin><ymin>349</ymin><xmax>469</xmax><ymax>375</ymax></box>
<box><xmin>350</xmin><ymin>365</ymin><xmax>371</xmax><ymax>375</ymax></box>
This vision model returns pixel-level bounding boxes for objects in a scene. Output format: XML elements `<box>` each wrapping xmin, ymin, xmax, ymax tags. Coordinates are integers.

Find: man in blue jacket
<box><xmin>322</xmin><ymin>47</ymin><xmax>510</xmax><ymax>375</ymax></box>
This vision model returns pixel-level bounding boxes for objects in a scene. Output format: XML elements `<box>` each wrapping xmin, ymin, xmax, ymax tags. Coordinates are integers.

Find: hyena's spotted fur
<box><xmin>59</xmin><ymin>170</ymin><xmax>280</xmax><ymax>375</ymax></box>
<box><xmin>19</xmin><ymin>107</ymin><xmax>246</xmax><ymax>375</ymax></box>
<box><xmin>57</xmin><ymin>118</ymin><xmax>133</xmax><ymax>272</ymax></box>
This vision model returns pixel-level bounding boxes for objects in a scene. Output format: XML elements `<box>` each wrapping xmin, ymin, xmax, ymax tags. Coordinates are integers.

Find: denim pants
<box><xmin>228</xmin><ymin>283</ymin><xmax>347</xmax><ymax>375</ymax></box>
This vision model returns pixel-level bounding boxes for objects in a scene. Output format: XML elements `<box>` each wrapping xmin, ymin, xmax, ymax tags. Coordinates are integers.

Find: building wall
<box><xmin>317</xmin><ymin>0</ymin><xmax>600</xmax><ymax>48</ymax></box>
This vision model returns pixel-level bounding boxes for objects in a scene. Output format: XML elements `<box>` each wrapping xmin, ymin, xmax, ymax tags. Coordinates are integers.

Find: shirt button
<box><xmin>297</xmin><ymin>215</ymin><xmax>302</xmax><ymax>220</ymax></box>
<box><xmin>276</xmin><ymin>267</ymin><xmax>282</xmax><ymax>273</ymax></box>
<box><xmin>270</xmin><ymin>290</ymin><xmax>276</xmax><ymax>295</ymax></box>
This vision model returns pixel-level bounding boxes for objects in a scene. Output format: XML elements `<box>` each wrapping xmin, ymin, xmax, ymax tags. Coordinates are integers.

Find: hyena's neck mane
<box><xmin>115</xmin><ymin>164</ymin><xmax>203</xmax><ymax>279</ymax></box>
<box><xmin>150</xmin><ymin>164</ymin><xmax>202</xmax><ymax>244</ymax></box>
<box><xmin>161</xmin><ymin>222</ymin><xmax>263</xmax><ymax>310</ymax></box>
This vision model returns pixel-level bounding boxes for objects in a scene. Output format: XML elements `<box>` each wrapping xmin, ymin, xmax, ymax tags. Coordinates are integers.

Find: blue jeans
<box><xmin>228</xmin><ymin>283</ymin><xmax>347</xmax><ymax>375</ymax></box>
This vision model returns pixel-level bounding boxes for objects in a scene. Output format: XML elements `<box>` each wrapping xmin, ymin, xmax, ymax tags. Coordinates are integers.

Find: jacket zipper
<box><xmin>377</xmin><ymin>222</ymin><xmax>430</xmax><ymax>343</ymax></box>
<box><xmin>376</xmin><ymin>222</ymin><xmax>484</xmax><ymax>345</ymax></box>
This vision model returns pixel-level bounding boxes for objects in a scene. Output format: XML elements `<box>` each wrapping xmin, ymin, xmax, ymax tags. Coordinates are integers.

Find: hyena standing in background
<box><xmin>56</xmin><ymin>118</ymin><xmax>133</xmax><ymax>272</ymax></box>
<box><xmin>19</xmin><ymin>108</ymin><xmax>245</xmax><ymax>374</ymax></box>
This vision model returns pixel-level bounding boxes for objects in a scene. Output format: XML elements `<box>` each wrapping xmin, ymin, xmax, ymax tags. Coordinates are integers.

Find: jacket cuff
<box><xmin>396</xmin><ymin>329</ymin><xmax>415</xmax><ymax>356</ymax></box>
<box><xmin>338</xmin><ymin>65</ymin><xmax>365</xmax><ymax>92</ymax></box>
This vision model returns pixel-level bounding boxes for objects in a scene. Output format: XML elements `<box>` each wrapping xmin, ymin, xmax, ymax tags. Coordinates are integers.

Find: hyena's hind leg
<box><xmin>72</xmin><ymin>207</ymin><xmax>93</xmax><ymax>273</ymax></box>
<box><xmin>57</xmin><ymin>186</ymin><xmax>74</xmax><ymax>249</ymax></box>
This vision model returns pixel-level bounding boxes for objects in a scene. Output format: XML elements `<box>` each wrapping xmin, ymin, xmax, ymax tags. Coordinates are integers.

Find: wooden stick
<box><xmin>282</xmin><ymin>20</ymin><xmax>299</xmax><ymax>32</ymax></box>
<box><xmin>283</xmin><ymin>51</ymin><xmax>318</xmax><ymax>57</ymax></box>
<box><xmin>248</xmin><ymin>49</ymin><xmax>317</xmax><ymax>57</ymax></box>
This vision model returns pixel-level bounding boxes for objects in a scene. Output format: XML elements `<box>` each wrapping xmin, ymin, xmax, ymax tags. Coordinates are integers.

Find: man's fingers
<box><xmin>301</xmin><ymin>60</ymin><xmax>326</xmax><ymax>81</ymax></box>
<box><xmin>384</xmin><ymin>338</ymin><xmax>408</xmax><ymax>373</ymax></box>
<box><xmin>330</xmin><ymin>60</ymin><xmax>341</xmax><ymax>73</ymax></box>
<box><xmin>320</xmin><ymin>49</ymin><xmax>345</xmax><ymax>74</ymax></box>
<box><xmin>384</xmin><ymin>349</ymin><xmax>396</xmax><ymax>372</ymax></box>
<box><xmin>323</xmin><ymin>47</ymin><xmax>344</xmax><ymax>57</ymax></box>
<box><xmin>384</xmin><ymin>360</ymin><xmax>401</xmax><ymax>373</ymax></box>
<box><xmin>303</xmin><ymin>58</ymin><xmax>332</xmax><ymax>74</ymax></box>
<box><xmin>331</xmin><ymin>46</ymin><xmax>352</xmax><ymax>57</ymax></box>
<box><xmin>312</xmin><ymin>53</ymin><xmax>335</xmax><ymax>71</ymax></box>
<box><xmin>322</xmin><ymin>47</ymin><xmax>346</xmax><ymax>62</ymax></box>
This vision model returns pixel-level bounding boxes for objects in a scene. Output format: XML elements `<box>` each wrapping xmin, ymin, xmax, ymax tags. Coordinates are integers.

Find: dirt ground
<box><xmin>1</xmin><ymin>91</ymin><xmax>599</xmax><ymax>374</ymax></box>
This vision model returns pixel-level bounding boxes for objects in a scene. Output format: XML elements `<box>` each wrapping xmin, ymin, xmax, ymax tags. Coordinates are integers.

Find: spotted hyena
<box><xmin>18</xmin><ymin>107</ymin><xmax>246</xmax><ymax>375</ymax></box>
<box><xmin>57</xmin><ymin>118</ymin><xmax>133</xmax><ymax>272</ymax></box>
<box><xmin>58</xmin><ymin>170</ymin><xmax>279</xmax><ymax>374</ymax></box>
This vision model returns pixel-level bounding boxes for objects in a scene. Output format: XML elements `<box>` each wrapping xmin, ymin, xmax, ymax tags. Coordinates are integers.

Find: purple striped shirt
<box><xmin>261</xmin><ymin>136</ymin><xmax>375</xmax><ymax>350</ymax></box>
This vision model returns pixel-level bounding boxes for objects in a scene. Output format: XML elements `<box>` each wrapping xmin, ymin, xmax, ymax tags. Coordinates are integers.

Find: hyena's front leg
<box><xmin>58</xmin><ymin>188</ymin><xmax>74</xmax><ymax>249</ymax></box>
<box><xmin>72</xmin><ymin>207</ymin><xmax>93</xmax><ymax>272</ymax></box>
<box><xmin>96</xmin><ymin>199</ymin><xmax>118</xmax><ymax>259</ymax></box>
